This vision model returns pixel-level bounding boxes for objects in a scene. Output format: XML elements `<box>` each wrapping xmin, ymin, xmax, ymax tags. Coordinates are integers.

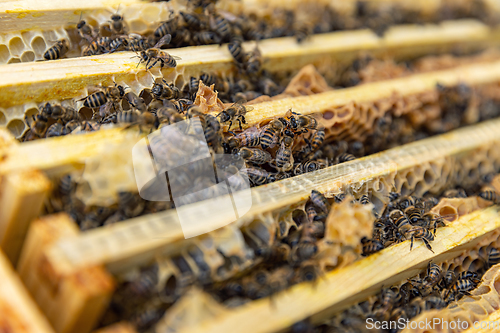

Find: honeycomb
<box><xmin>430</xmin><ymin>196</ymin><xmax>491</xmax><ymax>223</ymax></box>
<box><xmin>0</xmin><ymin>2</ymin><xmax>175</xmax><ymax>65</ymax></box>
<box><xmin>403</xmin><ymin>243</ymin><xmax>500</xmax><ymax>333</ymax></box>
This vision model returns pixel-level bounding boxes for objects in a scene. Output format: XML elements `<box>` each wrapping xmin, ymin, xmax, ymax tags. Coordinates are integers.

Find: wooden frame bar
<box><xmin>17</xmin><ymin>213</ymin><xmax>115</xmax><ymax>333</ymax></box>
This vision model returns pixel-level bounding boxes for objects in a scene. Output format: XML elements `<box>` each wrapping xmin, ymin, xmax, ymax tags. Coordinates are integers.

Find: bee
<box><xmin>108</xmin><ymin>11</ymin><xmax>126</xmax><ymax>35</ymax></box>
<box><xmin>80</xmin><ymin>120</ymin><xmax>101</xmax><ymax>132</ymax></box>
<box><xmin>274</xmin><ymin>136</ymin><xmax>294</xmax><ymax>172</ymax></box>
<box><xmin>202</xmin><ymin>114</ymin><xmax>222</xmax><ymax>149</ymax></box>
<box><xmin>397</xmin><ymin>195</ymin><xmax>419</xmax><ymax>210</ymax></box>
<box><xmin>151</xmin><ymin>79</ymin><xmax>180</xmax><ymax>100</ymax></box>
<box><xmin>404</xmin><ymin>206</ymin><xmax>423</xmax><ymax>225</ymax></box>
<box><xmin>237</xmin><ymin>147</ymin><xmax>272</xmax><ymax>165</ymax></box>
<box><xmin>310</xmin><ymin>190</ymin><xmax>330</xmax><ymax>214</ymax></box>
<box><xmin>259</xmin><ymin>119</ymin><xmax>283</xmax><ymax>149</ymax></box>
<box><xmin>42</xmin><ymin>103</ymin><xmax>81</xmax><ymax>123</ymax></box>
<box><xmin>293</xmin><ymin>160</ymin><xmax>327</xmax><ymax>175</ymax></box>
<box><xmin>44</xmin><ymin>39</ymin><xmax>69</xmax><ymax>60</ymax></box>
<box><xmin>45</xmin><ymin>123</ymin><xmax>66</xmax><ymax>137</ymax></box>
<box><xmin>296</xmin><ymin>264</ymin><xmax>318</xmax><ymax>283</ymax></box>
<box><xmin>418</xmin><ymin>213</ymin><xmax>446</xmax><ymax>235</ymax></box>
<box><xmin>457</xmin><ymin>271</ymin><xmax>480</xmax><ymax>284</ymax></box>
<box><xmin>193</xmin><ymin>31</ymin><xmax>221</xmax><ymax>45</ymax></box>
<box><xmin>81</xmin><ymin>83</ymin><xmax>125</xmax><ymax>116</ymax></box>
<box><xmin>337</xmin><ymin>153</ymin><xmax>356</xmax><ymax>164</ymax></box>
<box><xmin>189</xmin><ymin>77</ymin><xmax>201</xmax><ymax>97</ymax></box>
<box><xmin>305</xmin><ymin>201</ymin><xmax>325</xmax><ymax>223</ymax></box>
<box><xmin>488</xmin><ymin>248</ymin><xmax>500</xmax><ymax>267</ymax></box>
<box><xmin>373</xmin><ymin>288</ymin><xmax>397</xmax><ymax>320</ymax></box>
<box><xmin>224</xmin><ymin>128</ymin><xmax>260</xmax><ymax>154</ymax></box>
<box><xmin>156</xmin><ymin>106</ymin><xmax>184</xmax><ymax>126</ymax></box>
<box><xmin>137</xmin><ymin>35</ymin><xmax>179</xmax><ymax>70</ymax></box>
<box><xmin>217</xmin><ymin>100</ymin><xmax>253</xmax><ymax>131</ymax></box>
<box><xmin>421</xmin><ymin>262</ymin><xmax>442</xmax><ymax>295</ymax></box>
<box><xmin>180</xmin><ymin>11</ymin><xmax>204</xmax><ymax>30</ymax></box>
<box><xmin>295</xmin><ymin>22</ymin><xmax>312</xmax><ymax>43</ymax></box>
<box><xmin>306</xmin><ymin>129</ymin><xmax>325</xmax><ymax>154</ymax></box>
<box><xmin>118</xmin><ymin>191</ymin><xmax>145</xmax><ymax>218</ymax></box>
<box><xmin>118</xmin><ymin>110</ymin><xmax>156</xmax><ymax>132</ymax></box>
<box><xmin>126</xmin><ymin>33</ymin><xmax>154</xmax><ymax>52</ymax></box>
<box><xmin>440</xmin><ymin>270</ymin><xmax>456</xmax><ymax>289</ymax></box>
<box><xmin>443</xmin><ymin>188</ymin><xmax>467</xmax><ymax>198</ymax></box>
<box><xmin>285</xmin><ymin>110</ymin><xmax>318</xmax><ymax>134</ymax></box>
<box><xmin>228</xmin><ymin>37</ymin><xmax>245</xmax><ymax>64</ymax></box>
<box><xmin>241</xmin><ymin>166</ymin><xmax>275</xmax><ymax>186</ymax></box>
<box><xmin>447</xmin><ymin>278</ymin><xmax>477</xmax><ymax>300</ymax></box>
<box><xmin>479</xmin><ymin>190</ymin><xmax>499</xmax><ymax>204</ymax></box>
<box><xmin>125</xmin><ymin>92</ymin><xmax>146</xmax><ymax>112</ymax></box>
<box><xmin>210</xmin><ymin>14</ymin><xmax>231</xmax><ymax>42</ymax></box>
<box><xmin>406</xmin><ymin>226</ymin><xmax>434</xmax><ymax>252</ymax></box>
<box><xmin>245</xmin><ymin>45</ymin><xmax>262</xmax><ymax>75</ymax></box>
<box><xmin>109</xmin><ymin>36</ymin><xmax>129</xmax><ymax>53</ymax></box>
<box><xmin>154</xmin><ymin>13</ymin><xmax>178</xmax><ymax>39</ymax></box>
<box><xmin>82</xmin><ymin>37</ymin><xmax>112</xmax><ymax>56</ymax></box>
<box><xmin>76</xmin><ymin>14</ymin><xmax>95</xmax><ymax>42</ymax></box>
<box><xmin>361</xmin><ymin>237</ymin><xmax>384</xmax><ymax>256</ymax></box>
<box><xmin>25</xmin><ymin>114</ymin><xmax>48</xmax><ymax>137</ymax></box>
<box><xmin>124</xmin><ymin>263</ymin><xmax>159</xmax><ymax>298</ymax></box>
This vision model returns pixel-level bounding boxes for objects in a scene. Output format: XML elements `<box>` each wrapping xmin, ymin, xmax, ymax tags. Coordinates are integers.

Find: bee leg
<box><xmin>227</xmin><ymin>120</ymin><xmax>233</xmax><ymax>131</ymax></box>
<box><xmin>422</xmin><ymin>238</ymin><xmax>434</xmax><ymax>253</ymax></box>
<box><xmin>237</xmin><ymin>118</ymin><xmax>243</xmax><ymax>131</ymax></box>
<box><xmin>410</xmin><ymin>237</ymin><xmax>414</xmax><ymax>251</ymax></box>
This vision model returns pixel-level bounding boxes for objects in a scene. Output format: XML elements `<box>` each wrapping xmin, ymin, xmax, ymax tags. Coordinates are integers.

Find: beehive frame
<box><xmin>2</xmin><ymin>0</ymin><xmax>500</xmax><ymax>332</ymax></box>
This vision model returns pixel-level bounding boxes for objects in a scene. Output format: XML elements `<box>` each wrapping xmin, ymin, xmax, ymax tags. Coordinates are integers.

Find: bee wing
<box><xmin>154</xmin><ymin>34</ymin><xmax>172</xmax><ymax>48</ymax></box>
<box><xmin>172</xmin><ymin>55</ymin><xmax>182</xmax><ymax>60</ymax></box>
<box><xmin>245</xmin><ymin>105</ymin><xmax>254</xmax><ymax>112</ymax></box>
<box><xmin>99</xmin><ymin>102</ymin><xmax>113</xmax><ymax>117</ymax></box>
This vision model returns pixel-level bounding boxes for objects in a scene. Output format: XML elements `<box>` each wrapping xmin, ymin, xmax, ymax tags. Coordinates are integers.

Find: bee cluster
<box><xmin>38</xmin><ymin>0</ymin><xmax>496</xmax><ymax>63</ymax></box>
<box><xmin>361</xmin><ymin>177</ymin><xmax>500</xmax><ymax>257</ymax></box>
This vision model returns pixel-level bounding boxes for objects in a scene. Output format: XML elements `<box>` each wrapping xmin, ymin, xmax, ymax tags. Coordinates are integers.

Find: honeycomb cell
<box><xmin>0</xmin><ymin>44</ymin><xmax>10</xmax><ymax>63</ymax></box>
<box><xmin>0</xmin><ymin>110</ymin><xmax>6</xmax><ymax>126</ymax></box>
<box><xmin>136</xmin><ymin>71</ymin><xmax>154</xmax><ymax>89</ymax></box>
<box><xmin>7</xmin><ymin>57</ymin><xmax>21</xmax><ymax>64</ymax></box>
<box><xmin>9</xmin><ymin>36</ymin><xmax>25</xmax><ymax>56</ymax></box>
<box><xmin>128</xmin><ymin>20</ymin><xmax>148</xmax><ymax>33</ymax></box>
<box><xmin>6</xmin><ymin>119</ymin><xmax>25</xmax><ymax>138</ymax></box>
<box><xmin>24</xmin><ymin>107</ymin><xmax>39</xmax><ymax>121</ymax></box>
<box><xmin>21</xmin><ymin>51</ymin><xmax>35</xmax><ymax>62</ymax></box>
<box><xmin>31</xmin><ymin>36</ymin><xmax>46</xmax><ymax>56</ymax></box>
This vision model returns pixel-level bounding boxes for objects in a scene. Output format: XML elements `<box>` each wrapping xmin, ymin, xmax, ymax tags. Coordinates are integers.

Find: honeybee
<box><xmin>151</xmin><ymin>79</ymin><xmax>180</xmax><ymax>100</ymax></box>
<box><xmin>259</xmin><ymin>119</ymin><xmax>283</xmax><ymax>149</ymax></box>
<box><xmin>156</xmin><ymin>105</ymin><xmax>184</xmax><ymax>126</ymax></box>
<box><xmin>80</xmin><ymin>120</ymin><xmax>101</xmax><ymax>132</ymax></box>
<box><xmin>405</xmin><ymin>226</ymin><xmax>434</xmax><ymax>252</ymax></box>
<box><xmin>45</xmin><ymin>123</ymin><xmax>66</xmax><ymax>138</ymax></box>
<box><xmin>479</xmin><ymin>190</ymin><xmax>499</xmax><ymax>204</ymax></box>
<box><xmin>237</xmin><ymin>147</ymin><xmax>272</xmax><ymax>164</ymax></box>
<box><xmin>25</xmin><ymin>114</ymin><xmax>48</xmax><ymax>137</ymax></box>
<box><xmin>310</xmin><ymin>189</ymin><xmax>329</xmax><ymax>214</ymax></box>
<box><xmin>440</xmin><ymin>270</ymin><xmax>456</xmax><ymax>289</ymax></box>
<box><xmin>241</xmin><ymin>166</ymin><xmax>275</xmax><ymax>186</ymax></box>
<box><xmin>457</xmin><ymin>271</ymin><xmax>480</xmax><ymax>284</ymax></box>
<box><xmin>137</xmin><ymin>35</ymin><xmax>179</xmax><ymax>70</ymax></box>
<box><xmin>217</xmin><ymin>100</ymin><xmax>253</xmax><ymax>131</ymax></box>
<box><xmin>154</xmin><ymin>12</ymin><xmax>178</xmax><ymax>39</ymax></box>
<box><xmin>446</xmin><ymin>278</ymin><xmax>477</xmax><ymax>301</ymax></box>
<box><xmin>44</xmin><ymin>39</ymin><xmax>69</xmax><ymax>60</ymax></box>
<box><xmin>245</xmin><ymin>45</ymin><xmax>262</xmax><ymax>75</ymax></box>
<box><xmin>80</xmin><ymin>83</ymin><xmax>125</xmax><ymax>116</ymax></box>
<box><xmin>125</xmin><ymin>92</ymin><xmax>146</xmax><ymax>113</ymax></box>
<box><xmin>75</xmin><ymin>14</ymin><xmax>96</xmax><ymax>42</ymax></box>
<box><xmin>202</xmin><ymin>114</ymin><xmax>222</xmax><ymax>150</ymax></box>
<box><xmin>210</xmin><ymin>14</ymin><xmax>231</xmax><ymax>42</ymax></box>
<box><xmin>361</xmin><ymin>237</ymin><xmax>384</xmax><ymax>256</ymax></box>
<box><xmin>404</xmin><ymin>206</ymin><xmax>423</xmax><ymax>225</ymax></box>
<box><xmin>338</xmin><ymin>153</ymin><xmax>356</xmax><ymax>163</ymax></box>
<box><xmin>488</xmin><ymin>248</ymin><xmax>500</xmax><ymax>267</ymax></box>
<box><xmin>118</xmin><ymin>110</ymin><xmax>156</xmax><ymax>132</ymax></box>
<box><xmin>443</xmin><ymin>188</ymin><xmax>467</xmax><ymax>198</ymax></box>
<box><xmin>372</xmin><ymin>288</ymin><xmax>397</xmax><ymax>320</ymax></box>
<box><xmin>228</xmin><ymin>37</ymin><xmax>245</xmax><ymax>63</ymax></box>
<box><xmin>421</xmin><ymin>262</ymin><xmax>442</xmax><ymax>295</ymax></box>
<box><xmin>82</xmin><ymin>37</ymin><xmax>112</xmax><ymax>56</ymax></box>
<box><xmin>274</xmin><ymin>136</ymin><xmax>294</xmax><ymax>172</ymax></box>
<box><xmin>223</xmin><ymin>128</ymin><xmax>260</xmax><ymax>153</ymax></box>
<box><xmin>180</xmin><ymin>11</ymin><xmax>204</xmax><ymax>30</ymax></box>
<box><xmin>42</xmin><ymin>103</ymin><xmax>81</xmax><ymax>123</ymax></box>
<box><xmin>109</xmin><ymin>36</ymin><xmax>129</xmax><ymax>53</ymax></box>
<box><xmin>295</xmin><ymin>22</ymin><xmax>312</xmax><ymax>43</ymax></box>
<box><xmin>418</xmin><ymin>213</ymin><xmax>446</xmax><ymax>235</ymax></box>
<box><xmin>108</xmin><ymin>11</ymin><xmax>126</xmax><ymax>35</ymax></box>
<box><xmin>285</xmin><ymin>109</ymin><xmax>317</xmax><ymax>134</ymax></box>
<box><xmin>124</xmin><ymin>263</ymin><xmax>159</xmax><ymax>298</ymax></box>
<box><xmin>306</xmin><ymin>129</ymin><xmax>325</xmax><ymax>154</ymax></box>
<box><xmin>126</xmin><ymin>33</ymin><xmax>154</xmax><ymax>52</ymax></box>
<box><xmin>193</xmin><ymin>31</ymin><xmax>221</xmax><ymax>45</ymax></box>
<box><xmin>293</xmin><ymin>160</ymin><xmax>327</xmax><ymax>175</ymax></box>
<box><xmin>118</xmin><ymin>191</ymin><xmax>146</xmax><ymax>218</ymax></box>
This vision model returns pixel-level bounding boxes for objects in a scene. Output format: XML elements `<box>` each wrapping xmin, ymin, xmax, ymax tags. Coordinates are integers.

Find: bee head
<box><xmin>77</xmin><ymin>20</ymin><xmax>86</xmax><ymax>29</ymax></box>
